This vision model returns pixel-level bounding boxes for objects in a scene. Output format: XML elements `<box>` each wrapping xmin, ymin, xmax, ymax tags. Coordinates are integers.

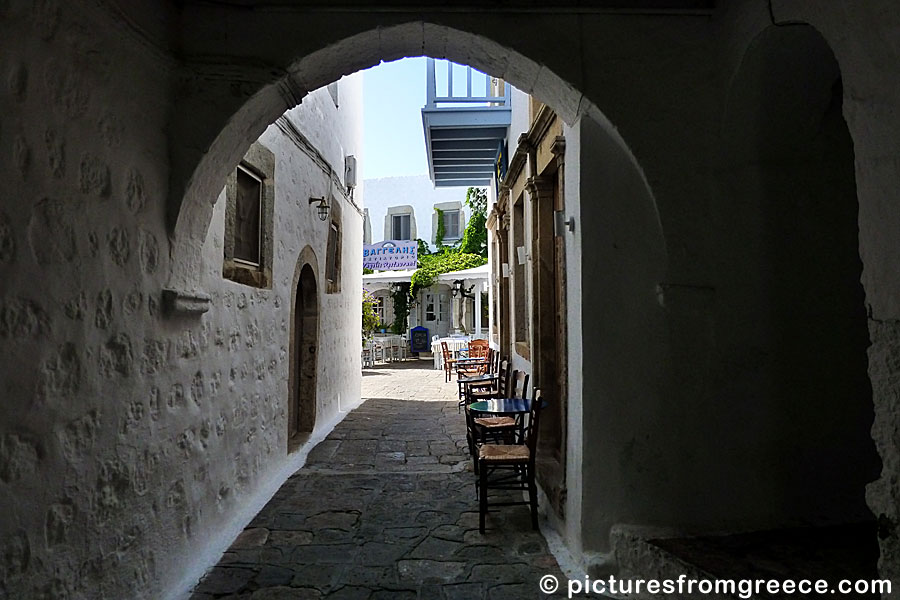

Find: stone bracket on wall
<box><xmin>162</xmin><ymin>288</ymin><xmax>211</xmax><ymax>316</ymax></box>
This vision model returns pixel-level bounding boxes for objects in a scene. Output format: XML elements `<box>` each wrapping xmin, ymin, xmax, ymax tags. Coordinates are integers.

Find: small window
<box><xmin>325</xmin><ymin>200</ymin><xmax>343</xmax><ymax>293</ymax></box>
<box><xmin>326</xmin><ymin>221</ymin><xmax>339</xmax><ymax>282</ymax></box>
<box><xmin>223</xmin><ymin>142</ymin><xmax>274</xmax><ymax>289</ymax></box>
<box><xmin>234</xmin><ymin>166</ymin><xmax>262</xmax><ymax>266</ymax></box>
<box><xmin>392</xmin><ymin>214</ymin><xmax>411</xmax><ymax>240</ymax></box>
<box><xmin>425</xmin><ymin>294</ymin><xmax>436</xmax><ymax>321</ymax></box>
<box><xmin>438</xmin><ymin>293</ymin><xmax>448</xmax><ymax>321</ymax></box>
<box><xmin>372</xmin><ymin>295</ymin><xmax>385</xmax><ymax>323</ymax></box>
<box><xmin>442</xmin><ymin>209</ymin><xmax>460</xmax><ymax>239</ymax></box>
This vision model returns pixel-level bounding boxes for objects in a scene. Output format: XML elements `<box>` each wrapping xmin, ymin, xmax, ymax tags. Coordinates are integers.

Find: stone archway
<box><xmin>161</xmin><ymin>17</ymin><xmax>667</xmax><ymax>571</ymax></box>
<box><xmin>165</xmin><ymin>23</ymin><xmax>588</xmax><ymax>300</ymax></box>
<box><xmin>288</xmin><ymin>247</ymin><xmax>320</xmax><ymax>451</ymax></box>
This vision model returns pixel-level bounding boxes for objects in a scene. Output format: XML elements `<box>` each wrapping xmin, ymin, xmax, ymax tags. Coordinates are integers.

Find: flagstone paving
<box><xmin>190</xmin><ymin>358</ymin><xmax>568</xmax><ymax>599</ymax></box>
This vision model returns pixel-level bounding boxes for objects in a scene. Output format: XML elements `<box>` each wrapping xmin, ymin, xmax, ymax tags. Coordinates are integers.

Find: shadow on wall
<box><xmin>713</xmin><ymin>22</ymin><xmax>879</xmax><ymax>526</ymax></box>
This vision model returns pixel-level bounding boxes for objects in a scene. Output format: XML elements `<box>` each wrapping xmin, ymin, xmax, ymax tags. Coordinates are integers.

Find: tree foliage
<box><xmin>458</xmin><ymin>187</ymin><xmax>488</xmax><ymax>257</ymax></box>
<box><xmin>361</xmin><ymin>289</ymin><xmax>380</xmax><ymax>341</ymax></box>
<box><xmin>390</xmin><ymin>283</ymin><xmax>411</xmax><ymax>334</ymax></box>
<box><xmin>410</xmin><ymin>251</ymin><xmax>486</xmax><ymax>299</ymax></box>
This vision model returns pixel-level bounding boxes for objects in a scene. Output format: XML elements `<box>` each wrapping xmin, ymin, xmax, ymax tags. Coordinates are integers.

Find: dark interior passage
<box><xmin>710</xmin><ymin>23</ymin><xmax>880</xmax><ymax>528</ymax></box>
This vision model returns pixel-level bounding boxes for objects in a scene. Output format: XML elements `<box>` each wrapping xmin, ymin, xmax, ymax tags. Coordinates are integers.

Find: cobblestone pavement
<box><xmin>191</xmin><ymin>358</ymin><xmax>568</xmax><ymax>599</ymax></box>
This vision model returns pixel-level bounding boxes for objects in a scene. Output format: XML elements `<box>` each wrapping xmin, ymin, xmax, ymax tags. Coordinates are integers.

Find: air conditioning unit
<box><xmin>344</xmin><ymin>155</ymin><xmax>357</xmax><ymax>189</ymax></box>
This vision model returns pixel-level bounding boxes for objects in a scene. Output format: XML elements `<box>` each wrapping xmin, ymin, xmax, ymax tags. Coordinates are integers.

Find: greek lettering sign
<box><xmin>363</xmin><ymin>240</ymin><xmax>418</xmax><ymax>270</ymax></box>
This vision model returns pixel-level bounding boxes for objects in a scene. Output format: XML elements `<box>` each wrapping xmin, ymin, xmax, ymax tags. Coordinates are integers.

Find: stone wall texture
<box><xmin>1</xmin><ymin>0</ymin><xmax>899</xmax><ymax>598</ymax></box>
<box><xmin>0</xmin><ymin>3</ymin><xmax>362</xmax><ymax>599</ymax></box>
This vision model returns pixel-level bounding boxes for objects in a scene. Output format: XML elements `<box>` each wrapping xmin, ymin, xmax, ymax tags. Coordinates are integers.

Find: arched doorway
<box><xmin>698</xmin><ymin>22</ymin><xmax>881</xmax><ymax>574</ymax></box>
<box><xmin>289</xmin><ymin>257</ymin><xmax>319</xmax><ymax>450</ymax></box>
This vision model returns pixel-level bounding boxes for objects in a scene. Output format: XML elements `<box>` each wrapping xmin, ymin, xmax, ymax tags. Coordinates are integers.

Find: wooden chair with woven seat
<box><xmin>478</xmin><ymin>389</ymin><xmax>545</xmax><ymax>533</ymax></box>
<box><xmin>468</xmin><ymin>358</ymin><xmax>509</xmax><ymax>403</ymax></box>
<box><xmin>440</xmin><ymin>341</ymin><xmax>457</xmax><ymax>383</ymax></box>
<box><xmin>473</xmin><ymin>369</ymin><xmax>527</xmax><ymax>444</ymax></box>
<box><xmin>457</xmin><ymin>344</ymin><xmax>490</xmax><ymax>378</ymax></box>
<box><xmin>457</xmin><ymin>348</ymin><xmax>499</xmax><ymax>412</ymax></box>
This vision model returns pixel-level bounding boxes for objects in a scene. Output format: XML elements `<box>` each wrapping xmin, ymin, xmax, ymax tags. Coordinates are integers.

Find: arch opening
<box><xmin>691</xmin><ymin>21</ymin><xmax>882</xmax><ymax>577</ymax></box>
<box><xmin>167</xmin><ymin>17</ymin><xmax>666</xmax><ymax>569</ymax></box>
<box><xmin>289</xmin><ymin>255</ymin><xmax>320</xmax><ymax>450</ymax></box>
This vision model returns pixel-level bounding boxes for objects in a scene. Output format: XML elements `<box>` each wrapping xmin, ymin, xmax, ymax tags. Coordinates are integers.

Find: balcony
<box><xmin>422</xmin><ymin>58</ymin><xmax>512</xmax><ymax>188</ymax></box>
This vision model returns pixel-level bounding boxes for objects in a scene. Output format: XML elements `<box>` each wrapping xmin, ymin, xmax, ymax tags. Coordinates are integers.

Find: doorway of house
<box><xmin>289</xmin><ymin>263</ymin><xmax>319</xmax><ymax>450</ymax></box>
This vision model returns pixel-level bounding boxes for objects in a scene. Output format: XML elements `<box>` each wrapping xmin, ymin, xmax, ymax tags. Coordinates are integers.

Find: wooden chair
<box><xmin>473</xmin><ymin>368</ymin><xmax>526</xmax><ymax>442</ymax></box>
<box><xmin>468</xmin><ymin>358</ymin><xmax>509</xmax><ymax>402</ymax></box>
<box><xmin>440</xmin><ymin>341</ymin><xmax>457</xmax><ymax>383</ymax></box>
<box><xmin>478</xmin><ymin>389</ymin><xmax>545</xmax><ymax>533</ymax></box>
<box><xmin>457</xmin><ymin>344</ymin><xmax>490</xmax><ymax>379</ymax></box>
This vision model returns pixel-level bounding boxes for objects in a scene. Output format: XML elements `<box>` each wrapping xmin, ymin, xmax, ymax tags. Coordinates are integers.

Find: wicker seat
<box><xmin>478</xmin><ymin>443</ymin><xmax>529</xmax><ymax>462</ymax></box>
<box><xmin>473</xmin><ymin>416</ymin><xmax>516</xmax><ymax>428</ymax></box>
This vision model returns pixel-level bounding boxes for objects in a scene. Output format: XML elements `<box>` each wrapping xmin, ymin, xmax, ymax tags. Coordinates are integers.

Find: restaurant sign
<box><xmin>363</xmin><ymin>240</ymin><xmax>418</xmax><ymax>270</ymax></box>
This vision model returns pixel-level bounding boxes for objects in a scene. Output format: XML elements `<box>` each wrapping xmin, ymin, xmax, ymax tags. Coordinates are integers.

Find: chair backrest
<box><xmin>525</xmin><ymin>389</ymin><xmax>544</xmax><ymax>457</ymax></box>
<box><xmin>509</xmin><ymin>370</ymin><xmax>529</xmax><ymax>400</ymax></box>
<box><xmin>496</xmin><ymin>359</ymin><xmax>510</xmax><ymax>396</ymax></box>
<box><xmin>484</xmin><ymin>348</ymin><xmax>496</xmax><ymax>374</ymax></box>
<box><xmin>440</xmin><ymin>340</ymin><xmax>451</xmax><ymax>359</ymax></box>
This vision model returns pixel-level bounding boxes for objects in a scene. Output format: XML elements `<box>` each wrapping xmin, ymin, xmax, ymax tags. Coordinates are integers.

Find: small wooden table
<box><xmin>468</xmin><ymin>397</ymin><xmax>531</xmax><ymax>415</ymax></box>
<box><xmin>457</xmin><ymin>373</ymin><xmax>500</xmax><ymax>410</ymax></box>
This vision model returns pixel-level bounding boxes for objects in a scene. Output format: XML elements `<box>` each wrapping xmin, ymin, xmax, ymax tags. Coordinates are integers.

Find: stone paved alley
<box><xmin>191</xmin><ymin>358</ymin><xmax>568</xmax><ymax>599</ymax></box>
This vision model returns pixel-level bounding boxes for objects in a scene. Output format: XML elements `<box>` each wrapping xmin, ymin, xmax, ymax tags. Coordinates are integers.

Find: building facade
<box><xmin>2</xmin><ymin>2</ymin><xmax>900</xmax><ymax>598</ymax></box>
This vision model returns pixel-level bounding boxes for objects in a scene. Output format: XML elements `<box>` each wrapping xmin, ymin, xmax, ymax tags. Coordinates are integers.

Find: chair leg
<box><xmin>479</xmin><ymin>461</ymin><xmax>488</xmax><ymax>533</ymax></box>
<box><xmin>528</xmin><ymin>466</ymin><xmax>538</xmax><ymax>530</ymax></box>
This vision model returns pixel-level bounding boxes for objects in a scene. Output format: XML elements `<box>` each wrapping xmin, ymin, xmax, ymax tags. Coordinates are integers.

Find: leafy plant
<box><xmin>410</xmin><ymin>252</ymin><xmax>486</xmax><ymax>299</ymax></box>
<box><xmin>459</xmin><ymin>187</ymin><xmax>488</xmax><ymax>257</ymax></box>
<box><xmin>361</xmin><ymin>289</ymin><xmax>380</xmax><ymax>342</ymax></box>
<box><xmin>390</xmin><ymin>282</ymin><xmax>411</xmax><ymax>334</ymax></box>
<box><xmin>434</xmin><ymin>207</ymin><xmax>446</xmax><ymax>248</ymax></box>
<box><xmin>465</xmin><ymin>186</ymin><xmax>488</xmax><ymax>215</ymax></box>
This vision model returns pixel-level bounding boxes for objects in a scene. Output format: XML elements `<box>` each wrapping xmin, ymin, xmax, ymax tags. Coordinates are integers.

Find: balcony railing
<box><xmin>425</xmin><ymin>59</ymin><xmax>511</xmax><ymax>109</ymax></box>
<box><xmin>422</xmin><ymin>58</ymin><xmax>512</xmax><ymax>188</ymax></box>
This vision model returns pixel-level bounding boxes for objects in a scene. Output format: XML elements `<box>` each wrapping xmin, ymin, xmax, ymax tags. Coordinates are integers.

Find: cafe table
<box><xmin>456</xmin><ymin>372</ymin><xmax>500</xmax><ymax>410</ymax></box>
<box><xmin>468</xmin><ymin>397</ymin><xmax>532</xmax><ymax>416</ymax></box>
<box><xmin>467</xmin><ymin>397</ymin><xmax>534</xmax><ymax>443</ymax></box>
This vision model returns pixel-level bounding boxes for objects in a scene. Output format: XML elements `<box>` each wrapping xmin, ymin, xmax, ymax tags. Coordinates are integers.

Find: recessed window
<box><xmin>234</xmin><ymin>166</ymin><xmax>262</xmax><ymax>266</ymax></box>
<box><xmin>392</xmin><ymin>214</ymin><xmax>411</xmax><ymax>240</ymax></box>
<box><xmin>325</xmin><ymin>199</ymin><xmax>343</xmax><ymax>294</ymax></box>
<box><xmin>223</xmin><ymin>142</ymin><xmax>274</xmax><ymax>289</ymax></box>
<box><xmin>442</xmin><ymin>209</ymin><xmax>460</xmax><ymax>239</ymax></box>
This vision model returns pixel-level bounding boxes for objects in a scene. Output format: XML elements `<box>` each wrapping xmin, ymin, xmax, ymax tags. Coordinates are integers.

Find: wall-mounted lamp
<box><xmin>451</xmin><ymin>279</ymin><xmax>475</xmax><ymax>299</ymax></box>
<box><xmin>554</xmin><ymin>209</ymin><xmax>575</xmax><ymax>235</ymax></box>
<box><xmin>308</xmin><ymin>196</ymin><xmax>329</xmax><ymax>221</ymax></box>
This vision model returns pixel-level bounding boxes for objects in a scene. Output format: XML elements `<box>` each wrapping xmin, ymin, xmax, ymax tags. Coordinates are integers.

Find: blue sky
<box><xmin>362</xmin><ymin>57</ymin><xmax>429</xmax><ymax>180</ymax></box>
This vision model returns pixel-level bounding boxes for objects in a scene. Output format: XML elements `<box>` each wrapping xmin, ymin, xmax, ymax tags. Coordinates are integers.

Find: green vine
<box><xmin>361</xmin><ymin>289</ymin><xmax>380</xmax><ymax>342</ymax></box>
<box><xmin>410</xmin><ymin>252</ymin><xmax>486</xmax><ymax>300</ymax></box>
<box><xmin>458</xmin><ymin>187</ymin><xmax>488</xmax><ymax>257</ymax></box>
<box><xmin>390</xmin><ymin>283</ymin><xmax>411</xmax><ymax>334</ymax></box>
<box><xmin>434</xmin><ymin>207</ymin><xmax>446</xmax><ymax>247</ymax></box>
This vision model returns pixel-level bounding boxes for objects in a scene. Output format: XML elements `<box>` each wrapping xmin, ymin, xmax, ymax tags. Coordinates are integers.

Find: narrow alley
<box><xmin>190</xmin><ymin>359</ymin><xmax>567</xmax><ymax>599</ymax></box>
